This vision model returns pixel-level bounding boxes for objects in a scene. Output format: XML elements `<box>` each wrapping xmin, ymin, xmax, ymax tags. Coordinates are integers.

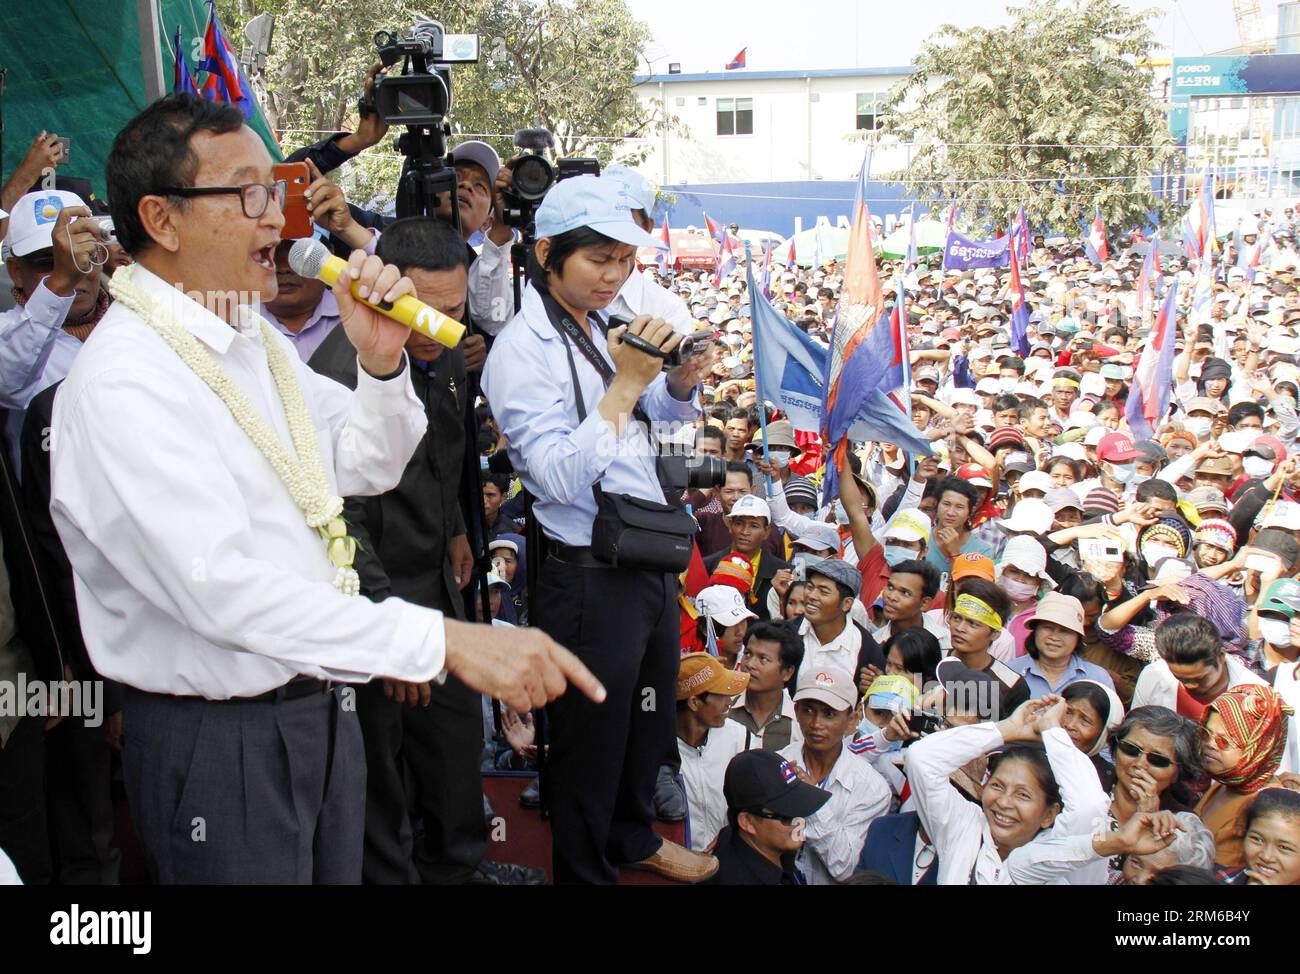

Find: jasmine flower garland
<box><xmin>108</xmin><ymin>264</ymin><xmax>361</xmax><ymax>596</ymax></box>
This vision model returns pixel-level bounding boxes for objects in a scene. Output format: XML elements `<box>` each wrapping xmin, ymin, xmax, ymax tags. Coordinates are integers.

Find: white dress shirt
<box><xmin>607</xmin><ymin>270</ymin><xmax>695</xmax><ymax>335</ymax></box>
<box><xmin>904</xmin><ymin>723</ymin><xmax>1109</xmax><ymax>885</ymax></box>
<box><xmin>1132</xmin><ymin>655</ymin><xmax>1266</xmax><ymax>713</ymax></box>
<box><xmin>50</xmin><ymin>265</ymin><xmax>448</xmax><ymax>699</ymax></box>
<box><xmin>797</xmin><ymin>617</ymin><xmax>861</xmax><ymax>685</ymax></box>
<box><xmin>481</xmin><ymin>284</ymin><xmax>699</xmax><ymax>546</ymax></box>
<box><xmin>468</xmin><ymin>236</ymin><xmax>514</xmax><ymax>336</ymax></box>
<box><xmin>778</xmin><ymin>740</ymin><xmax>891</xmax><ymax>884</ymax></box>
<box><xmin>678</xmin><ymin>719</ymin><xmax>750</xmax><ymax>852</ymax></box>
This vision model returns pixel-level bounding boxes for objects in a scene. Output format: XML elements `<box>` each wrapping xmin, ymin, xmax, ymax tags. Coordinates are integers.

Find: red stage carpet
<box><xmin>114</xmin><ymin>774</ymin><xmax>689</xmax><ymax>885</ymax></box>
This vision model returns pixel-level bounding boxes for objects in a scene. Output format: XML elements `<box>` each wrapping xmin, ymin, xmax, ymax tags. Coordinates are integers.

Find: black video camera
<box><xmin>366</xmin><ymin>20</ymin><xmax>479</xmax><ymax>128</ymax></box>
<box><xmin>502</xmin><ymin>127</ymin><xmax>600</xmax><ymax>235</ymax></box>
<box><xmin>608</xmin><ymin>314</ymin><xmax>713</xmax><ymax>368</ymax></box>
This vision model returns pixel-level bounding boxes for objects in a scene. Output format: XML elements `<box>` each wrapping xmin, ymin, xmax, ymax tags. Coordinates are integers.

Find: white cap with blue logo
<box><xmin>3</xmin><ymin>190</ymin><xmax>89</xmax><ymax>258</ymax></box>
<box><xmin>534</xmin><ymin>174</ymin><xmax>664</xmax><ymax>249</ymax></box>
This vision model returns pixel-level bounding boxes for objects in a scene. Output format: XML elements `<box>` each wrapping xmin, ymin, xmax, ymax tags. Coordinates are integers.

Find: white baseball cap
<box><xmin>793</xmin><ymin>664</ymin><xmax>856</xmax><ymax>713</ymax></box>
<box><xmin>792</xmin><ymin>522</ymin><xmax>842</xmax><ymax>552</ymax></box>
<box><xmin>695</xmin><ymin>585</ymin><xmax>759</xmax><ymax>627</ymax></box>
<box><xmin>449</xmin><ymin>140</ymin><xmax>501</xmax><ymax>185</ymax></box>
<box><xmin>3</xmin><ymin>189</ymin><xmax>89</xmax><ymax>258</ymax></box>
<box><xmin>726</xmin><ymin>494</ymin><xmax>771</xmax><ymax>522</ymax></box>
<box><xmin>1018</xmin><ymin>470</ymin><xmax>1054</xmax><ymax>495</ymax></box>
<box><xmin>534</xmin><ymin>174</ymin><xmax>661</xmax><ymax>248</ymax></box>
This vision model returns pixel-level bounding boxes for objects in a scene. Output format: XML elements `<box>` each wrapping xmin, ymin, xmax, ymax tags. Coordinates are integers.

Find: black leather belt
<box><xmin>546</xmin><ymin>541</ymin><xmax>611</xmax><ymax>569</ymax></box>
<box><xmin>134</xmin><ymin>676</ymin><xmax>336</xmax><ymax>704</ymax></box>
<box><xmin>237</xmin><ymin>677</ymin><xmax>336</xmax><ymax>703</ymax></box>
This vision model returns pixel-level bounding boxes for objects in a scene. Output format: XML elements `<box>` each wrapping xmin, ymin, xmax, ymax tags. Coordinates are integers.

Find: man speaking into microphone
<box><xmin>48</xmin><ymin>93</ymin><xmax>602</xmax><ymax>885</ymax></box>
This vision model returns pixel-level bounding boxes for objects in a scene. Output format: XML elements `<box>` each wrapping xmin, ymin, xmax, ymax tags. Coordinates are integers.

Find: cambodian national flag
<box><xmin>1087</xmin><ymin>209</ymin><xmax>1109</xmax><ymax>263</ymax></box>
<box><xmin>199</xmin><ymin>1</ymin><xmax>255</xmax><ymax>118</ymax></box>
<box><xmin>1191</xmin><ymin>168</ymin><xmax>1216</xmax><ymax>259</ymax></box>
<box><xmin>713</xmin><ymin>233</ymin><xmax>737</xmax><ymax>287</ymax></box>
<box><xmin>759</xmin><ymin>241</ymin><xmax>774</xmax><ymax>298</ymax></box>
<box><xmin>887</xmin><ymin>275</ymin><xmax>913</xmax><ymax>410</ymax></box>
<box><xmin>703</xmin><ymin>211</ymin><xmax>726</xmax><ymax>245</ymax></box>
<box><xmin>726</xmin><ymin>47</ymin><xmax>748</xmax><ymax>70</ymax></box>
<box><xmin>173</xmin><ymin>26</ymin><xmax>198</xmax><ymax>95</ymax></box>
<box><xmin>820</xmin><ymin>150</ymin><xmax>931</xmax><ymax>501</ymax></box>
<box><xmin>1008</xmin><ymin>247</ymin><xmax>1030</xmax><ymax>357</ymax></box>
<box><xmin>655</xmin><ymin>219</ymin><xmax>671</xmax><ymax>275</ymax></box>
<box><xmin>1017</xmin><ymin>205</ymin><xmax>1032</xmax><ymax>255</ymax></box>
<box><xmin>1125</xmin><ymin>280</ymin><xmax>1179</xmax><ymax>440</ymax></box>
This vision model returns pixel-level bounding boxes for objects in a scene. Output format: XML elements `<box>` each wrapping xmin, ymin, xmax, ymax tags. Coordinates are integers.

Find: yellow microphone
<box><xmin>287</xmin><ymin>238</ymin><xmax>465</xmax><ymax>348</ymax></box>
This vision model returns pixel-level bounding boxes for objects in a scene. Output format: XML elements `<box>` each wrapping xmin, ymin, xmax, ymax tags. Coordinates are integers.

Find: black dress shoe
<box><xmin>653</xmin><ymin>765</ymin><xmax>686</xmax><ymax>822</ymax></box>
<box><xmin>519</xmin><ymin>777</ymin><xmax>541</xmax><ymax>808</ymax></box>
<box><xmin>466</xmin><ymin>859</ymin><xmax>547</xmax><ymax>885</ymax></box>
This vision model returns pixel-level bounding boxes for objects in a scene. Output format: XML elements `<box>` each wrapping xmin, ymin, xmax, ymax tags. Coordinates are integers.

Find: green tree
<box><xmin>879</xmin><ymin>0</ymin><xmax>1178</xmax><ymax>234</ymax></box>
<box><xmin>215</xmin><ymin>0</ymin><xmax>672</xmax><ymax>209</ymax></box>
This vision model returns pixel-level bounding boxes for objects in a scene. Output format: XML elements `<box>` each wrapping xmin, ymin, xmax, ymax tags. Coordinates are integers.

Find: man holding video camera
<box><xmin>483</xmin><ymin>175</ymin><xmax>718</xmax><ymax>884</ymax></box>
<box><xmin>285</xmin><ymin>63</ymin><xmax>515</xmax><ymax>342</ymax></box>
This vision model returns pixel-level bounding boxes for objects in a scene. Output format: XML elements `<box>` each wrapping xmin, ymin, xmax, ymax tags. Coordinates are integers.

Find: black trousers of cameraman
<box><xmin>533</xmin><ymin>552</ymin><xmax>678</xmax><ymax>884</ymax></box>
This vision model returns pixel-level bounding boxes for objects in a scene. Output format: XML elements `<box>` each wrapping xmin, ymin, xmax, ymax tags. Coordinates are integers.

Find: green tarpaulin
<box><xmin>1</xmin><ymin>1</ymin><xmax>280</xmax><ymax>204</ymax></box>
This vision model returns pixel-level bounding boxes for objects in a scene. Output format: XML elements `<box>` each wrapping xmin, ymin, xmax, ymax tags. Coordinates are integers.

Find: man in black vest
<box><xmin>309</xmin><ymin>216</ymin><xmax>540</xmax><ymax>885</ymax></box>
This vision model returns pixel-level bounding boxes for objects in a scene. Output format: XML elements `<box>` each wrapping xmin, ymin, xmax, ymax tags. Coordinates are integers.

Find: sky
<box><xmin>624</xmin><ymin>0</ymin><xmax>1259</xmax><ymax>75</ymax></box>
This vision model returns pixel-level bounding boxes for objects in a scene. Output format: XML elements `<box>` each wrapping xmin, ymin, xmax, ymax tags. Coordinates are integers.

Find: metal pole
<box><xmin>136</xmin><ymin>0</ymin><xmax>166</xmax><ymax>102</ymax></box>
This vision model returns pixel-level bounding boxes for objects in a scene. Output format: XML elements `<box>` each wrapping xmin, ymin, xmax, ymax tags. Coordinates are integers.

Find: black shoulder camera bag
<box><xmin>540</xmin><ymin>291</ymin><xmax>695</xmax><ymax>574</ymax></box>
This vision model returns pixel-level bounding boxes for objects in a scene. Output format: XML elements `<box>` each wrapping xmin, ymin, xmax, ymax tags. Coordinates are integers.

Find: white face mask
<box><xmin>769</xmin><ymin>449</ymin><xmax>792</xmax><ymax>468</ymax></box>
<box><xmin>1260</xmin><ymin>617</ymin><xmax>1293</xmax><ymax>648</ymax></box>
<box><xmin>1244</xmin><ymin>455</ymin><xmax>1274</xmax><ymax>479</ymax></box>
<box><xmin>1141</xmin><ymin>544</ymin><xmax>1179</xmax><ymax>566</ymax></box>
<box><xmin>1107</xmin><ymin>462</ymin><xmax>1136</xmax><ymax>485</ymax></box>
<box><xmin>1184</xmin><ymin>417</ymin><xmax>1213</xmax><ymax>440</ymax></box>
<box><xmin>998</xmin><ymin>377</ymin><xmax>1018</xmax><ymax>393</ymax></box>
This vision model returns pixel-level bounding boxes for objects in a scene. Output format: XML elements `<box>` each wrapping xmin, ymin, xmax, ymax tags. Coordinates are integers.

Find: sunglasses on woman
<box><xmin>1116</xmin><ymin>738</ymin><xmax>1177</xmax><ymax>770</ymax></box>
<box><xmin>1199</xmin><ymin>725</ymin><xmax>1235</xmax><ymax>752</ymax></box>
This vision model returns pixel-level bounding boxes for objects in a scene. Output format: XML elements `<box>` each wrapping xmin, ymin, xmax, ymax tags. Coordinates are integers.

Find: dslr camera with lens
<box><xmin>501</xmin><ymin>127</ymin><xmax>600</xmax><ymax>235</ymax></box>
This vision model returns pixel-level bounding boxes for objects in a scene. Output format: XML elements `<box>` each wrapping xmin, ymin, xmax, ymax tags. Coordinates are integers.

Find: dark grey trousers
<box><xmin>121</xmin><ymin>686</ymin><xmax>364</xmax><ymax>884</ymax></box>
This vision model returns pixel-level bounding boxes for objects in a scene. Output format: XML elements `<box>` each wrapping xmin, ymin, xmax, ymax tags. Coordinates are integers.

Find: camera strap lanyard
<box><xmin>538</xmin><ymin>289</ymin><xmax>668</xmax><ymax>495</ymax></box>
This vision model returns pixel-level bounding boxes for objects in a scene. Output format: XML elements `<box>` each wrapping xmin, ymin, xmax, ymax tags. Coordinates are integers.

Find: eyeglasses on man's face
<box><xmin>158</xmin><ymin>180</ymin><xmax>288</xmax><ymax>219</ymax></box>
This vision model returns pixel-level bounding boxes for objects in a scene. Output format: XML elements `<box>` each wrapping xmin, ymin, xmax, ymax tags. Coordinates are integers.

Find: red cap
<box><xmin>940</xmin><ymin>326</ymin><xmax>961</xmax><ymax>340</ymax></box>
<box><xmin>956</xmin><ymin>463</ymin><xmax>994</xmax><ymax>487</ymax></box>
<box><xmin>1092</xmin><ymin>344</ymin><xmax>1122</xmax><ymax>358</ymax></box>
<box><xmin>1097</xmin><ymin>431</ymin><xmax>1140</xmax><ymax>463</ymax></box>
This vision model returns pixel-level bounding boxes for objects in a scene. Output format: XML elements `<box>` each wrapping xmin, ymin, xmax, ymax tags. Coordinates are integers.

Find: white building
<box><xmin>634</xmin><ymin>66</ymin><xmax>916</xmax><ymax>185</ymax></box>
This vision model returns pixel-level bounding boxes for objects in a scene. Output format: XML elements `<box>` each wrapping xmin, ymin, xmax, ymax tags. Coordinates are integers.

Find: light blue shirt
<box><xmin>482</xmin><ymin>284</ymin><xmax>699</xmax><ymax>547</ymax></box>
<box><xmin>0</xmin><ymin>280</ymin><xmax>84</xmax><ymax>479</ymax></box>
<box><xmin>1008</xmin><ymin>653</ymin><xmax>1115</xmax><ymax>699</ymax></box>
<box><xmin>258</xmin><ymin>288</ymin><xmax>342</xmax><ymax>364</ymax></box>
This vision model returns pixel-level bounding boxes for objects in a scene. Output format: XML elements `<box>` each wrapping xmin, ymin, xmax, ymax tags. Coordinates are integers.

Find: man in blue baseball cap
<box><xmin>483</xmin><ymin>173</ymin><xmax>720</xmax><ymax>884</ymax></box>
<box><xmin>601</xmin><ymin>165</ymin><xmax>693</xmax><ymax>334</ymax></box>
